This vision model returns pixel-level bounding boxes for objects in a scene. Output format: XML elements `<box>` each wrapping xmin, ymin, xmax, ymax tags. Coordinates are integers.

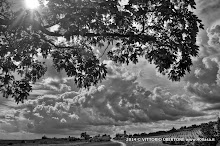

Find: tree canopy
<box><xmin>0</xmin><ymin>0</ymin><xmax>203</xmax><ymax>103</ymax></box>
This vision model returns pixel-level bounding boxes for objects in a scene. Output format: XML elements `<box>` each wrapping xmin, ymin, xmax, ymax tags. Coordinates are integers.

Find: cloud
<box><xmin>207</xmin><ymin>24</ymin><xmax>220</xmax><ymax>47</ymax></box>
<box><xmin>184</xmin><ymin>56</ymin><xmax>219</xmax><ymax>85</ymax></box>
<box><xmin>198</xmin><ymin>0</ymin><xmax>220</xmax><ymax>15</ymax></box>
<box><xmin>203</xmin><ymin>103</ymin><xmax>220</xmax><ymax>111</ymax></box>
<box><xmin>184</xmin><ymin>22</ymin><xmax>220</xmax><ymax>106</ymax></box>
<box><xmin>29</xmin><ymin>76</ymin><xmax>79</xmax><ymax>99</ymax></box>
<box><xmin>9</xmin><ymin>62</ymin><xmax>202</xmax><ymax>136</ymax></box>
<box><xmin>195</xmin><ymin>0</ymin><xmax>220</xmax><ymax>26</ymax></box>
<box><xmin>0</xmin><ymin>58</ymin><xmax>206</xmax><ymax>137</ymax></box>
<box><xmin>185</xmin><ymin>82</ymin><xmax>220</xmax><ymax>104</ymax></box>
<box><xmin>43</xmin><ymin>57</ymin><xmax>67</xmax><ymax>79</ymax></box>
<box><xmin>40</xmin><ymin>78</ymin><xmax>71</xmax><ymax>93</ymax></box>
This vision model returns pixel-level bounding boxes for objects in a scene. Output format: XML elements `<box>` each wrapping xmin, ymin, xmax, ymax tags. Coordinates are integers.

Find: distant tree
<box><xmin>140</xmin><ymin>132</ymin><xmax>147</xmax><ymax>136</ymax></box>
<box><xmin>133</xmin><ymin>133</ymin><xmax>140</xmax><ymax>137</ymax></box>
<box><xmin>42</xmin><ymin>135</ymin><xmax>48</xmax><ymax>139</ymax></box>
<box><xmin>194</xmin><ymin>118</ymin><xmax>220</xmax><ymax>146</ymax></box>
<box><xmin>169</xmin><ymin>127</ymin><xmax>177</xmax><ymax>132</ymax></box>
<box><xmin>0</xmin><ymin>0</ymin><xmax>203</xmax><ymax>103</ymax></box>
<box><xmin>81</xmin><ymin>132</ymin><xmax>86</xmax><ymax>138</ymax></box>
<box><xmin>102</xmin><ymin>134</ymin><xmax>107</xmax><ymax>137</ymax></box>
<box><xmin>21</xmin><ymin>140</ymin><xmax>26</xmax><ymax>144</ymax></box>
<box><xmin>180</xmin><ymin>126</ymin><xmax>187</xmax><ymax>130</ymax></box>
<box><xmin>191</xmin><ymin>124</ymin><xmax>197</xmax><ymax>128</ymax></box>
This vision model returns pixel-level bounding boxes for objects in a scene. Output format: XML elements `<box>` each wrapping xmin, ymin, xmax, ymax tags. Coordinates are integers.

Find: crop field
<box><xmin>122</xmin><ymin>128</ymin><xmax>203</xmax><ymax>146</ymax></box>
<box><xmin>158</xmin><ymin>128</ymin><xmax>202</xmax><ymax>139</ymax></box>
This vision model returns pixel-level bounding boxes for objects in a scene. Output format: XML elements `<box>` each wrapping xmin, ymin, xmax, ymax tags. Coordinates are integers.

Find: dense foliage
<box><xmin>0</xmin><ymin>0</ymin><xmax>203</xmax><ymax>103</ymax></box>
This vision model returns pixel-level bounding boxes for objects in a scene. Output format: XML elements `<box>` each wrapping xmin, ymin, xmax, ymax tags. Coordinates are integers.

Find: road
<box><xmin>111</xmin><ymin>139</ymin><xmax>126</xmax><ymax>146</ymax></box>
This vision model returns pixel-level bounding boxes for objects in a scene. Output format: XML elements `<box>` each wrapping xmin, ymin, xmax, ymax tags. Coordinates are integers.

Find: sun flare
<box><xmin>25</xmin><ymin>0</ymin><xmax>40</xmax><ymax>9</ymax></box>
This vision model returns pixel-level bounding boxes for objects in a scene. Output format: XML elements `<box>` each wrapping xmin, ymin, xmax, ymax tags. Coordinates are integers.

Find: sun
<box><xmin>25</xmin><ymin>0</ymin><xmax>40</xmax><ymax>9</ymax></box>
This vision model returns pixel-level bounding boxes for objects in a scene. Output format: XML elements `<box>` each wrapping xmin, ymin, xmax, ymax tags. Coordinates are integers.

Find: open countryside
<box><xmin>1</xmin><ymin>119</ymin><xmax>220</xmax><ymax>146</ymax></box>
<box><xmin>1</xmin><ymin>0</ymin><xmax>220</xmax><ymax>146</ymax></box>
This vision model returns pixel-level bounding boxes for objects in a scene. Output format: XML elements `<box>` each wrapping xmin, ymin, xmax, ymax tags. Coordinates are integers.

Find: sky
<box><xmin>1</xmin><ymin>0</ymin><xmax>220</xmax><ymax>140</ymax></box>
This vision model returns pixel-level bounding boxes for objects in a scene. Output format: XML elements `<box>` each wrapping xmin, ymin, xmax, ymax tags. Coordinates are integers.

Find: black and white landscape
<box><xmin>1</xmin><ymin>0</ymin><xmax>220</xmax><ymax>146</ymax></box>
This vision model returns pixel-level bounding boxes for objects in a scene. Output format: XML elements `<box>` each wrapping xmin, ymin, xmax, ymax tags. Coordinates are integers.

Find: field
<box><xmin>120</xmin><ymin>128</ymin><xmax>205</xmax><ymax>146</ymax></box>
<box><xmin>1</xmin><ymin>128</ymin><xmax>219</xmax><ymax>146</ymax></box>
<box><xmin>0</xmin><ymin>141</ymin><xmax>121</xmax><ymax>146</ymax></box>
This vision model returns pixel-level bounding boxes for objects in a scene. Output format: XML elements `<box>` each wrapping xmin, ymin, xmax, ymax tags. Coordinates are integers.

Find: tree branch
<box><xmin>33</xmin><ymin>20</ymin><xmax>156</xmax><ymax>41</ymax></box>
<box><xmin>41</xmin><ymin>37</ymin><xmax>75</xmax><ymax>49</ymax></box>
<box><xmin>33</xmin><ymin>19</ymin><xmax>63</xmax><ymax>37</ymax></box>
<box><xmin>99</xmin><ymin>43</ymin><xmax>110</xmax><ymax>59</ymax></box>
<box><xmin>0</xmin><ymin>17</ymin><xmax>156</xmax><ymax>43</ymax></box>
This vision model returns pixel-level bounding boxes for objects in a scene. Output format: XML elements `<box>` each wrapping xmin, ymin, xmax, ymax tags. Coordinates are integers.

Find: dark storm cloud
<box><xmin>184</xmin><ymin>21</ymin><xmax>220</xmax><ymax>105</ymax></box>
<box><xmin>186</xmin><ymin>82</ymin><xmax>220</xmax><ymax>104</ymax></box>
<box><xmin>11</xmin><ymin>61</ymin><xmax>203</xmax><ymax>135</ymax></box>
<box><xmin>0</xmin><ymin>60</ymin><xmax>204</xmax><ymax>135</ymax></box>
<box><xmin>184</xmin><ymin>55</ymin><xmax>219</xmax><ymax>85</ymax></box>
